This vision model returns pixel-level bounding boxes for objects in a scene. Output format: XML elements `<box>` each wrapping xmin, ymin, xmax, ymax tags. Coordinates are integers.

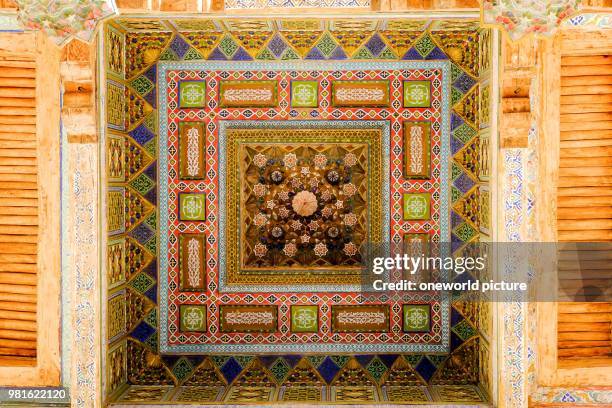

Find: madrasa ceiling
<box><xmin>104</xmin><ymin>17</ymin><xmax>493</xmax><ymax>404</ymax></box>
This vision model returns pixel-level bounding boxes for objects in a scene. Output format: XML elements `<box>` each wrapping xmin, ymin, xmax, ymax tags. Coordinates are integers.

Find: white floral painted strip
<box><xmin>187</xmin><ymin>237</ymin><xmax>201</xmax><ymax>288</ymax></box>
<box><xmin>223</xmin><ymin>89</ymin><xmax>273</xmax><ymax>102</ymax></box>
<box><xmin>337</xmin><ymin>311</ymin><xmax>386</xmax><ymax>325</ymax></box>
<box><xmin>225</xmin><ymin>311</ymin><xmax>275</xmax><ymax>325</ymax></box>
<box><xmin>225</xmin><ymin>0</ymin><xmax>370</xmax><ymax>9</ymax></box>
<box><xmin>335</xmin><ymin>88</ymin><xmax>385</xmax><ymax>102</ymax></box>
<box><xmin>186</xmin><ymin>127</ymin><xmax>200</xmax><ymax>177</ymax></box>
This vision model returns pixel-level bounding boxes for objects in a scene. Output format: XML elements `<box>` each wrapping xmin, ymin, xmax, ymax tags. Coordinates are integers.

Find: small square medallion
<box><xmin>179</xmin><ymin>193</ymin><xmax>206</xmax><ymax>221</ymax></box>
<box><xmin>402</xmin><ymin>304</ymin><xmax>431</xmax><ymax>332</ymax></box>
<box><xmin>404</xmin><ymin>81</ymin><xmax>431</xmax><ymax>108</ymax></box>
<box><xmin>403</xmin><ymin>193</ymin><xmax>431</xmax><ymax>220</ymax></box>
<box><xmin>179</xmin><ymin>81</ymin><xmax>206</xmax><ymax>108</ymax></box>
<box><xmin>180</xmin><ymin>305</ymin><xmax>207</xmax><ymax>332</ymax></box>
<box><xmin>290</xmin><ymin>305</ymin><xmax>319</xmax><ymax>333</ymax></box>
<box><xmin>291</xmin><ymin>81</ymin><xmax>318</xmax><ymax>108</ymax></box>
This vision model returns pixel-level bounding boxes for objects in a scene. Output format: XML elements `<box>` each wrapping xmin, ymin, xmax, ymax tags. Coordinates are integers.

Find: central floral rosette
<box><xmin>292</xmin><ymin>190</ymin><xmax>318</xmax><ymax>217</ymax></box>
<box><xmin>248</xmin><ymin>150</ymin><xmax>362</xmax><ymax>264</ymax></box>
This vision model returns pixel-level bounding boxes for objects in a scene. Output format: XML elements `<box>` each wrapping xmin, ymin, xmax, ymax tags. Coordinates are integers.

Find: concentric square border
<box><xmin>158</xmin><ymin>60</ymin><xmax>451</xmax><ymax>354</ymax></box>
<box><xmin>218</xmin><ymin>120</ymin><xmax>389</xmax><ymax>292</ymax></box>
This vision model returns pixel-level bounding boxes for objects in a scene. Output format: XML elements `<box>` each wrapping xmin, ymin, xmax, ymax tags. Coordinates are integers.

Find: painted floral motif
<box><xmin>186</xmin><ymin>127</ymin><xmax>201</xmax><ymax>177</ymax></box>
<box><xmin>186</xmin><ymin>238</ymin><xmax>201</xmax><ymax>288</ymax></box>
<box><xmin>314</xmin><ymin>242</ymin><xmax>328</xmax><ymax>257</ymax></box>
<box><xmin>407</xmin><ymin>84</ymin><xmax>428</xmax><ymax>104</ymax></box>
<box><xmin>182</xmin><ymin>306</ymin><xmax>206</xmax><ymax>331</ymax></box>
<box><xmin>337</xmin><ymin>311</ymin><xmax>386</xmax><ymax>325</ymax></box>
<box><xmin>225</xmin><ymin>311</ymin><xmax>274</xmax><ymax>325</ymax></box>
<box><xmin>409</xmin><ymin>125</ymin><xmax>425</xmax><ymax>174</ymax></box>
<box><xmin>283</xmin><ymin>153</ymin><xmax>298</xmax><ymax>168</ymax></box>
<box><xmin>253</xmin><ymin>183</ymin><xmax>267</xmax><ymax>197</ymax></box>
<box><xmin>283</xmin><ymin>242</ymin><xmax>297</xmax><ymax>257</ymax></box>
<box><xmin>253</xmin><ymin>153</ymin><xmax>268</xmax><ymax>168</ymax></box>
<box><xmin>224</xmin><ymin>88</ymin><xmax>273</xmax><ymax>102</ymax></box>
<box><xmin>343</xmin><ymin>213</ymin><xmax>357</xmax><ymax>227</ymax></box>
<box><xmin>245</xmin><ymin>146</ymin><xmax>366</xmax><ymax>266</ymax></box>
<box><xmin>253</xmin><ymin>242</ymin><xmax>268</xmax><ymax>257</ymax></box>
<box><xmin>344</xmin><ymin>153</ymin><xmax>357</xmax><ymax>167</ymax></box>
<box><xmin>342</xmin><ymin>183</ymin><xmax>357</xmax><ymax>197</ymax></box>
<box><xmin>278</xmin><ymin>207</ymin><xmax>290</xmax><ymax>218</ymax></box>
<box><xmin>292</xmin><ymin>306</ymin><xmax>318</xmax><ymax>332</ymax></box>
<box><xmin>343</xmin><ymin>242</ymin><xmax>358</xmax><ymax>256</ymax></box>
<box><xmin>313</xmin><ymin>153</ymin><xmax>328</xmax><ymax>169</ymax></box>
<box><xmin>406</xmin><ymin>308</ymin><xmax>428</xmax><ymax>328</ymax></box>
<box><xmin>180</xmin><ymin>82</ymin><xmax>206</xmax><ymax>107</ymax></box>
<box><xmin>16</xmin><ymin>0</ymin><xmax>115</xmax><ymax>45</ymax></box>
<box><xmin>563</xmin><ymin>13</ymin><xmax>612</xmax><ymax>28</ymax></box>
<box><xmin>336</xmin><ymin>87</ymin><xmax>386</xmax><ymax>103</ymax></box>
<box><xmin>483</xmin><ymin>0</ymin><xmax>580</xmax><ymax>40</ymax></box>
<box><xmin>254</xmin><ymin>213</ymin><xmax>268</xmax><ymax>226</ymax></box>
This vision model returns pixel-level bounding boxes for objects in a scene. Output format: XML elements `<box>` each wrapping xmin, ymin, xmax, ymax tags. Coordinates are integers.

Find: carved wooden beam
<box><xmin>158</xmin><ymin>0</ymin><xmax>199</xmax><ymax>11</ymax></box>
<box><xmin>61</xmin><ymin>40</ymin><xmax>97</xmax><ymax>144</ymax></box>
<box><xmin>499</xmin><ymin>35</ymin><xmax>537</xmax><ymax>149</ymax></box>
<box><xmin>114</xmin><ymin>0</ymin><xmax>147</xmax><ymax>10</ymax></box>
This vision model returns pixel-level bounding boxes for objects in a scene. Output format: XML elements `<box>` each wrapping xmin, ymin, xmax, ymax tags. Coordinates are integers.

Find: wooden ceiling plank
<box><xmin>0</xmin><ymin>329</ymin><xmax>36</xmax><ymax>340</ymax></box>
<box><xmin>0</xmin><ymin>272</ymin><xmax>37</xmax><ymax>281</ymax></box>
<box><xmin>0</xmin><ymin>319</ymin><xmax>35</xmax><ymax>331</ymax></box>
<box><xmin>0</xmin><ymin>292</ymin><xmax>35</xmax><ymax>303</ymax></box>
<box><xmin>0</xmin><ymin>263</ymin><xmax>37</xmax><ymax>272</ymax></box>
<box><xmin>558</xmin><ymin>176</ymin><xmax>612</xmax><ymax>188</ymax></box>
<box><xmin>561</xmin><ymin>55</ymin><xmax>612</xmax><ymax>66</ymax></box>
<box><xmin>558</xmin><ymin>186</ymin><xmax>612</xmax><ymax>196</ymax></box>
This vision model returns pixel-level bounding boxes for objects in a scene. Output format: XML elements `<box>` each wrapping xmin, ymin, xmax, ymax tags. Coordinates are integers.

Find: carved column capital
<box><xmin>483</xmin><ymin>0</ymin><xmax>581</xmax><ymax>40</ymax></box>
<box><xmin>15</xmin><ymin>0</ymin><xmax>116</xmax><ymax>46</ymax></box>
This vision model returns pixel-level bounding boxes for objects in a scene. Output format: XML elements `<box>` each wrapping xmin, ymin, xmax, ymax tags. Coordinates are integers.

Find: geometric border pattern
<box><xmin>158</xmin><ymin>61</ymin><xmax>452</xmax><ymax>354</ymax></box>
<box><xmin>103</xmin><ymin>19</ymin><xmax>490</xmax><ymax>397</ymax></box>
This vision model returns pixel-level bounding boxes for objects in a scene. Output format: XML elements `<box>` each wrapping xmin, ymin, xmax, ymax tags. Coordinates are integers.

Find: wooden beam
<box><xmin>61</xmin><ymin>41</ymin><xmax>96</xmax><ymax>144</ymax></box>
<box><xmin>562</xmin><ymin>30</ymin><xmax>612</xmax><ymax>56</ymax></box>
<box><xmin>34</xmin><ymin>30</ymin><xmax>61</xmax><ymax>387</ymax></box>
<box><xmin>159</xmin><ymin>0</ymin><xmax>199</xmax><ymax>10</ymax></box>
